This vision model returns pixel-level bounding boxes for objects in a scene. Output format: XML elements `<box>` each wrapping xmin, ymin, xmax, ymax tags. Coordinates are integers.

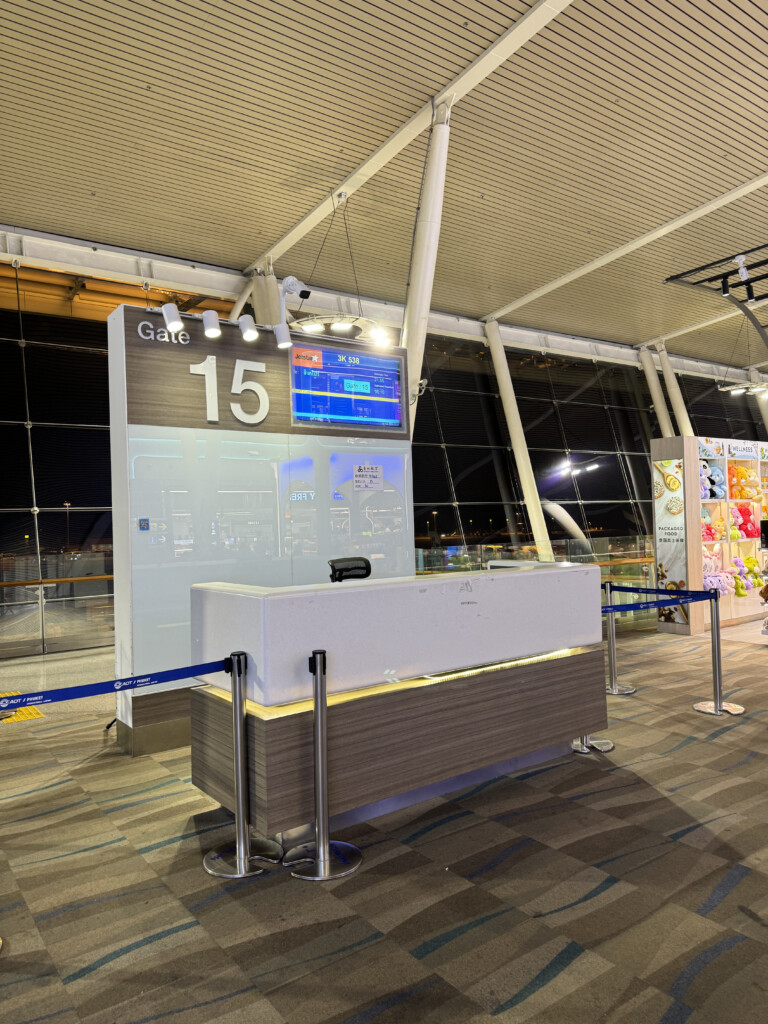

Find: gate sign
<box><xmin>112</xmin><ymin>306</ymin><xmax>407</xmax><ymax>440</ymax></box>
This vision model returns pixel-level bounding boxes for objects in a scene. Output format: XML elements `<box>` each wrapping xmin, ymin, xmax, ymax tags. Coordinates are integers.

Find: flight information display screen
<box><xmin>290</xmin><ymin>345</ymin><xmax>406</xmax><ymax>433</ymax></box>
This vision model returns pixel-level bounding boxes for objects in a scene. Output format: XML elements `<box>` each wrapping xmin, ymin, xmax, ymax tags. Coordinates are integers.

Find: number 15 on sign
<box><xmin>189</xmin><ymin>356</ymin><xmax>270</xmax><ymax>425</ymax></box>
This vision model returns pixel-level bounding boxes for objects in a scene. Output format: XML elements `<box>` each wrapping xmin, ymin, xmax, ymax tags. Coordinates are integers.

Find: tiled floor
<box><xmin>4</xmin><ymin>627</ymin><xmax>768</xmax><ymax>1022</ymax></box>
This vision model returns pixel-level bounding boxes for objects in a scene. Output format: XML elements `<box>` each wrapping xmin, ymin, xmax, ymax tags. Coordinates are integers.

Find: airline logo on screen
<box><xmin>293</xmin><ymin>347</ymin><xmax>323</xmax><ymax>368</ymax></box>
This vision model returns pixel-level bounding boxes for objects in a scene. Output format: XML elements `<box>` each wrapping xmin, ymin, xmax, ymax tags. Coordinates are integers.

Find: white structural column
<box><xmin>637</xmin><ymin>346</ymin><xmax>675</xmax><ymax>437</ymax></box>
<box><xmin>654</xmin><ymin>342</ymin><xmax>694</xmax><ymax>436</ymax></box>
<box><xmin>405</xmin><ymin>105</ymin><xmax>451</xmax><ymax>430</ymax></box>
<box><xmin>484</xmin><ymin>320</ymin><xmax>554</xmax><ymax>561</ymax></box>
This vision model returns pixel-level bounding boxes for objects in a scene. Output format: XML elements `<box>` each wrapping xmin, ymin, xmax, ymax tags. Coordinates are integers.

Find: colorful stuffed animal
<box><xmin>701</xmin><ymin>521</ymin><xmax>716</xmax><ymax>541</ymax></box>
<box><xmin>730</xmin><ymin>507</ymin><xmax>743</xmax><ymax>539</ymax></box>
<box><xmin>700</xmin><ymin>460</ymin><xmax>711</xmax><ymax>500</ymax></box>
<box><xmin>746</xmin><ymin>468</ymin><xmax>762</xmax><ymax>500</ymax></box>
<box><xmin>709</xmin><ymin>464</ymin><xmax>727</xmax><ymax>499</ymax></box>
<box><xmin>743</xmin><ymin>556</ymin><xmax>764</xmax><ymax>588</ymax></box>
<box><xmin>737</xmin><ymin>502</ymin><xmax>760</xmax><ymax>539</ymax></box>
<box><xmin>733</xmin><ymin>557</ymin><xmax>754</xmax><ymax>590</ymax></box>
<box><xmin>712</xmin><ymin>517</ymin><xmax>726</xmax><ymax>541</ymax></box>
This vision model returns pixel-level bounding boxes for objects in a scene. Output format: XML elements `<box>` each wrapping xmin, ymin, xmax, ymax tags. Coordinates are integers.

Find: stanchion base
<box><xmin>572</xmin><ymin>736</ymin><xmax>615</xmax><ymax>754</ymax></box>
<box><xmin>693</xmin><ymin>700</ymin><xmax>745</xmax><ymax>717</ymax></box>
<box><xmin>606</xmin><ymin>684</ymin><xmax>637</xmax><ymax>696</ymax></box>
<box><xmin>203</xmin><ymin>837</ymin><xmax>283</xmax><ymax>879</ymax></box>
<box><xmin>285</xmin><ymin>840</ymin><xmax>362</xmax><ymax>881</ymax></box>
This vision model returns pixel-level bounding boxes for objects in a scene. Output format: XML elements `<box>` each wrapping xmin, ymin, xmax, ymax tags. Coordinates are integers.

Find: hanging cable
<box><xmin>296</xmin><ymin>199</ymin><xmax>338</xmax><ymax>317</ymax></box>
<box><xmin>342</xmin><ymin>204</ymin><xmax>363</xmax><ymax>319</ymax></box>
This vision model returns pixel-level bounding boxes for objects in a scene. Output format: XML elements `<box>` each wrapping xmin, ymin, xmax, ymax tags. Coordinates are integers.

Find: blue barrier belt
<box><xmin>603</xmin><ymin>595</ymin><xmax>710</xmax><ymax>613</ymax></box>
<box><xmin>602</xmin><ymin>583</ymin><xmax>711</xmax><ymax>598</ymax></box>
<box><xmin>0</xmin><ymin>659</ymin><xmax>228</xmax><ymax>712</ymax></box>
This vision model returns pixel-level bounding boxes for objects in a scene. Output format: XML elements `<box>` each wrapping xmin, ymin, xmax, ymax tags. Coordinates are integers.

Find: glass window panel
<box><xmin>0</xmin><ymin>341</ymin><xmax>27</xmax><ymax>421</ymax></box>
<box><xmin>433</xmin><ymin>390</ymin><xmax>508</xmax><ymax>446</ymax></box>
<box><xmin>690</xmin><ymin>416</ymin><xmax>731</xmax><ymax>439</ymax></box>
<box><xmin>529</xmin><ymin>451</ymin><xmax>578</xmax><ymax>500</ymax></box>
<box><xmin>0</xmin><ymin>511</ymin><xmax>40</xmax><ymax>569</ymax></box>
<box><xmin>412</xmin><ymin>445</ymin><xmax>453</xmax><ymax>503</ymax></box>
<box><xmin>411</xmin><ymin>388</ymin><xmax>442</xmax><ymax>444</ymax></box>
<box><xmin>447</xmin><ymin>446</ymin><xmax>517</xmax><ymax>503</ymax></box>
<box><xmin>37</xmin><ymin>511</ymin><xmax>112</xmax><ymax>559</ymax></box>
<box><xmin>31</xmin><ymin>427</ymin><xmax>111</xmax><ymax>508</ymax></box>
<box><xmin>518</xmin><ymin>399</ymin><xmax>565</xmax><ymax>449</ymax></box>
<box><xmin>0</xmin><ymin>425</ymin><xmax>33</xmax><ymax>508</ymax></box>
<box><xmin>504</xmin><ymin>352</ymin><xmax>554</xmax><ymax>400</ymax></box>
<box><xmin>25</xmin><ymin>346</ymin><xmax>109</xmax><ymax>425</ymax></box>
<box><xmin>413</xmin><ymin>504</ymin><xmax>459</xmax><ymax>547</ymax></box>
<box><xmin>557</xmin><ymin>403</ymin><xmax>617</xmax><ymax>451</ymax></box>
<box><xmin>425</xmin><ymin>338</ymin><xmax>494</xmax><ymax>390</ymax></box>
<box><xmin>679</xmin><ymin>376</ymin><xmax>725</xmax><ymax>417</ymax></box>
<box><xmin>622</xmin><ymin>454</ymin><xmax>652</xmax><ymax>503</ymax></box>
<box><xmin>548</xmin><ymin>359</ymin><xmax>606</xmax><ymax>405</ymax></box>
<box><xmin>0</xmin><ymin>310</ymin><xmax>107</xmax><ymax>349</ymax></box>
<box><xmin>581</xmin><ymin>502</ymin><xmax>645</xmax><ymax>537</ymax></box>
<box><xmin>601</xmin><ymin>364</ymin><xmax>651</xmax><ymax>408</ymax></box>
<box><xmin>457</xmin><ymin>503</ymin><xmax>525</xmax><ymax>545</ymax></box>
<box><xmin>570</xmin><ymin>455</ymin><xmax>631</xmax><ymax>501</ymax></box>
<box><xmin>726</xmin><ymin>419</ymin><xmax>759</xmax><ymax>441</ymax></box>
<box><xmin>608</xmin><ymin>405</ymin><xmax>651</xmax><ymax>454</ymax></box>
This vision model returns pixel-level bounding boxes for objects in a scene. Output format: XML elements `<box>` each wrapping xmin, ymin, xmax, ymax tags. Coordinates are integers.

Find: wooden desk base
<box><xmin>191</xmin><ymin>646</ymin><xmax>606</xmax><ymax>835</ymax></box>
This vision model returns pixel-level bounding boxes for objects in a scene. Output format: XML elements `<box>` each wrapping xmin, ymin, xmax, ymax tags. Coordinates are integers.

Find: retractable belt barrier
<box><xmin>599</xmin><ymin>582</ymin><xmax>744</xmax><ymax>718</ymax></box>
<box><xmin>0</xmin><ymin>659</ymin><xmax>228</xmax><ymax>713</ymax></box>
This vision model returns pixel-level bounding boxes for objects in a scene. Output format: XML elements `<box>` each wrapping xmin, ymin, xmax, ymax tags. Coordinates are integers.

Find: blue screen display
<box><xmin>291</xmin><ymin>345</ymin><xmax>404</xmax><ymax>430</ymax></box>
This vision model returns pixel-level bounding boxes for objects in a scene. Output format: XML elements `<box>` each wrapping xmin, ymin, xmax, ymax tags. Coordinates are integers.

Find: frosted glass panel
<box><xmin>125</xmin><ymin>425</ymin><xmax>413</xmax><ymax>673</ymax></box>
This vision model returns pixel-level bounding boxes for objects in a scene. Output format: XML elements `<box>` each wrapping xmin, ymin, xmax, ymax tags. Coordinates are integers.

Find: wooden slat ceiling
<box><xmin>2</xmin><ymin>0</ymin><xmax>768</xmax><ymax>364</ymax></box>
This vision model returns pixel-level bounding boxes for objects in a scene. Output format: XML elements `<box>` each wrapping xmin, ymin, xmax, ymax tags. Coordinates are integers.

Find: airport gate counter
<box><xmin>188</xmin><ymin>562</ymin><xmax>605</xmax><ymax>837</ymax></box>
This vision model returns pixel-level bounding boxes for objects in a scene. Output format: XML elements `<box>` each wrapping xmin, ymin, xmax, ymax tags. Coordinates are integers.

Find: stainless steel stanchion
<box><xmin>284</xmin><ymin>650</ymin><xmax>362</xmax><ymax>881</ymax></box>
<box><xmin>694</xmin><ymin>590</ymin><xmax>745</xmax><ymax>717</ymax></box>
<box><xmin>572</xmin><ymin>734</ymin><xmax>615</xmax><ymax>754</ymax></box>
<box><xmin>604</xmin><ymin>581</ymin><xmax>635</xmax><ymax>697</ymax></box>
<box><xmin>203</xmin><ymin>651</ymin><xmax>283</xmax><ymax>877</ymax></box>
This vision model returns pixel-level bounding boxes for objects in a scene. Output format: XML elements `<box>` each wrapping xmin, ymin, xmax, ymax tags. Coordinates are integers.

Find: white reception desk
<box><xmin>189</xmin><ymin>563</ymin><xmax>606</xmax><ymax>834</ymax></box>
<box><xmin>191</xmin><ymin>562</ymin><xmax>602</xmax><ymax>705</ymax></box>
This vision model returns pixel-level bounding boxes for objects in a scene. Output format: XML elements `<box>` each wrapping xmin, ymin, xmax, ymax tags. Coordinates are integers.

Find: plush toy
<box><xmin>746</xmin><ymin>468</ymin><xmax>762</xmax><ymax>500</ymax></box>
<box><xmin>709</xmin><ymin>465</ymin><xmax>727</xmax><ymax>499</ymax></box>
<box><xmin>759</xmin><ymin>581</ymin><xmax>768</xmax><ymax>604</ymax></box>
<box><xmin>737</xmin><ymin>502</ymin><xmax>760</xmax><ymax>539</ymax></box>
<box><xmin>712</xmin><ymin>517</ymin><xmax>726</xmax><ymax>541</ymax></box>
<box><xmin>704</xmin><ymin>573</ymin><xmax>728</xmax><ymax>596</ymax></box>
<box><xmin>733</xmin><ymin>557</ymin><xmax>754</xmax><ymax>589</ymax></box>
<box><xmin>700</xmin><ymin>460</ymin><xmax>711</xmax><ymax>500</ymax></box>
<box><xmin>701</xmin><ymin>521</ymin><xmax>716</xmax><ymax>541</ymax></box>
<box><xmin>728</xmin><ymin>464</ymin><xmax>738</xmax><ymax>497</ymax></box>
<box><xmin>730</xmin><ymin>506</ymin><xmax>743</xmax><ymax>539</ymax></box>
<box><xmin>743</xmin><ymin>556</ymin><xmax>764</xmax><ymax>588</ymax></box>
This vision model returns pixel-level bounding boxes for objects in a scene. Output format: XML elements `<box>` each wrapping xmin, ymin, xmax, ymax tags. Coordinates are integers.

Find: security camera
<box><xmin>281</xmin><ymin>275</ymin><xmax>309</xmax><ymax>296</ymax></box>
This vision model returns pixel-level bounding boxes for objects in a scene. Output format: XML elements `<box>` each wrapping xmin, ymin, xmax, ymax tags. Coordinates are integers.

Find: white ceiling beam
<box><xmin>2</xmin><ymin>224</ymin><xmax>763</xmax><ymax>385</ymax></box>
<box><xmin>484</xmin><ymin>169</ymin><xmax>768</xmax><ymax>322</ymax></box>
<box><xmin>648</xmin><ymin>298</ymin><xmax>768</xmax><ymax>346</ymax></box>
<box><xmin>245</xmin><ymin>0</ymin><xmax>575</xmax><ymax>273</ymax></box>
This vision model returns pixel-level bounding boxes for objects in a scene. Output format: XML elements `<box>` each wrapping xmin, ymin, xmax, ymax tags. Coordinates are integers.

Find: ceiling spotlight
<box><xmin>331</xmin><ymin>321</ymin><xmax>354</xmax><ymax>333</ymax></box>
<box><xmin>202</xmin><ymin>309</ymin><xmax>221</xmax><ymax>339</ymax></box>
<box><xmin>162</xmin><ymin>302</ymin><xmax>183</xmax><ymax>333</ymax></box>
<box><xmin>721</xmin><ymin>277</ymin><xmax>730</xmax><ymax>297</ymax></box>
<box><xmin>274</xmin><ymin>323</ymin><xmax>293</xmax><ymax>349</ymax></box>
<box><xmin>731</xmin><ymin>387</ymin><xmax>747</xmax><ymax>395</ymax></box>
<box><xmin>238</xmin><ymin>314</ymin><xmax>259</xmax><ymax>342</ymax></box>
<box><xmin>748</xmin><ymin>385</ymin><xmax>767</xmax><ymax>394</ymax></box>
<box><xmin>301</xmin><ymin>322</ymin><xmax>324</xmax><ymax>333</ymax></box>
<box><xmin>746</xmin><ymin>282</ymin><xmax>756</xmax><ymax>304</ymax></box>
<box><xmin>370</xmin><ymin>327</ymin><xmax>391</xmax><ymax>347</ymax></box>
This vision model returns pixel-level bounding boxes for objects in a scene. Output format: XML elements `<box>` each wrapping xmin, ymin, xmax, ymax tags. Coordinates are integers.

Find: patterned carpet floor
<box><xmin>3</xmin><ymin>627</ymin><xmax>768</xmax><ymax>1023</ymax></box>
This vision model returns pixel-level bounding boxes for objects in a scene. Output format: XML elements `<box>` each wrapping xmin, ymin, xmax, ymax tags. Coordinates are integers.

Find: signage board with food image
<box><xmin>652</xmin><ymin>458</ymin><xmax>688</xmax><ymax>625</ymax></box>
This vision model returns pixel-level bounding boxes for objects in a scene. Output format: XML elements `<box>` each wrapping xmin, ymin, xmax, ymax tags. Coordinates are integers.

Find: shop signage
<box><xmin>652</xmin><ymin>458</ymin><xmax>688</xmax><ymax>626</ymax></box>
<box><xmin>726</xmin><ymin>440</ymin><xmax>759</xmax><ymax>460</ymax></box>
<box><xmin>697</xmin><ymin>437</ymin><xmax>724</xmax><ymax>459</ymax></box>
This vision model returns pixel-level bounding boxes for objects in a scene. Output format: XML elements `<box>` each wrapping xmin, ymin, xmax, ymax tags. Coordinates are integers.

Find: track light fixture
<box><xmin>721</xmin><ymin>277</ymin><xmax>730</xmax><ymax>297</ymax></box>
<box><xmin>735</xmin><ymin>254</ymin><xmax>750</xmax><ymax>282</ymax></box>
<box><xmin>746</xmin><ymin>282</ymin><xmax>756</xmax><ymax>304</ymax></box>
<box><xmin>238</xmin><ymin>314</ymin><xmax>259</xmax><ymax>342</ymax></box>
<box><xmin>162</xmin><ymin>302</ymin><xmax>183</xmax><ymax>333</ymax></box>
<box><xmin>274</xmin><ymin>323</ymin><xmax>293</xmax><ymax>349</ymax></box>
<box><xmin>202</xmin><ymin>309</ymin><xmax>221</xmax><ymax>339</ymax></box>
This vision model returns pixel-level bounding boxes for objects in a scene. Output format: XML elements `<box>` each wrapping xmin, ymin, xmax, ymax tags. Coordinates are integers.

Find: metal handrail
<box><xmin>0</xmin><ymin>575</ymin><xmax>113</xmax><ymax>588</ymax></box>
